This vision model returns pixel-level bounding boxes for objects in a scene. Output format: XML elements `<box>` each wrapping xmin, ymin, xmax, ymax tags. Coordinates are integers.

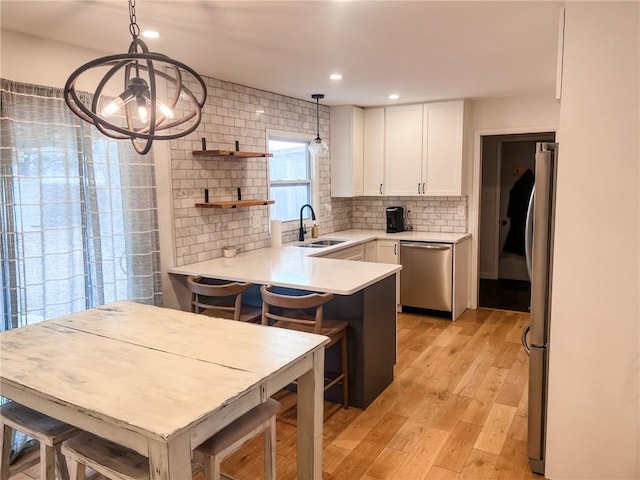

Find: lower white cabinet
<box><xmin>364</xmin><ymin>240</ymin><xmax>377</xmax><ymax>262</ymax></box>
<box><xmin>373</xmin><ymin>240</ymin><xmax>400</xmax><ymax>310</ymax></box>
<box><xmin>320</xmin><ymin>244</ymin><xmax>365</xmax><ymax>261</ymax></box>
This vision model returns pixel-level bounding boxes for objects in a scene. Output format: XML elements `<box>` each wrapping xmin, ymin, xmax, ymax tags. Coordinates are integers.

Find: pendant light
<box><xmin>308</xmin><ymin>93</ymin><xmax>329</xmax><ymax>157</ymax></box>
<box><xmin>64</xmin><ymin>0</ymin><xmax>207</xmax><ymax>155</ymax></box>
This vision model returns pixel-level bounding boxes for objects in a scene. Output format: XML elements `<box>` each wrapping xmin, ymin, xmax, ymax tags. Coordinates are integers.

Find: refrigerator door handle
<box><xmin>525</xmin><ymin>187</ymin><xmax>535</xmax><ymax>281</ymax></box>
<box><xmin>522</xmin><ymin>324</ymin><xmax>531</xmax><ymax>355</ymax></box>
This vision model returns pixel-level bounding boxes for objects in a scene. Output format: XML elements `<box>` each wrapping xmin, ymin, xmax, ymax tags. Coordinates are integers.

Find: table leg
<box><xmin>296</xmin><ymin>348</ymin><xmax>325</xmax><ymax>479</ymax></box>
<box><xmin>148</xmin><ymin>434</ymin><xmax>192</xmax><ymax>480</ymax></box>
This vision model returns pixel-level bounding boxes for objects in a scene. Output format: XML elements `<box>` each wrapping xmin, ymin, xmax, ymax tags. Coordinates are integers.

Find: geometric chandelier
<box><xmin>64</xmin><ymin>0</ymin><xmax>207</xmax><ymax>155</ymax></box>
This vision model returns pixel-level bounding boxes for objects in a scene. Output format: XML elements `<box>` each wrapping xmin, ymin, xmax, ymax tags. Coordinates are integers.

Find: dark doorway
<box><xmin>478</xmin><ymin>132</ymin><xmax>555</xmax><ymax>312</ymax></box>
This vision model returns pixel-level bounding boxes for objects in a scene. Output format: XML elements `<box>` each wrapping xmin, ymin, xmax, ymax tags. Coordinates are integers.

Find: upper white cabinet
<box><xmin>330</xmin><ymin>99</ymin><xmax>467</xmax><ymax>197</ymax></box>
<box><xmin>330</xmin><ymin>105</ymin><xmax>364</xmax><ymax>197</ymax></box>
<box><xmin>384</xmin><ymin>104</ymin><xmax>424</xmax><ymax>196</ymax></box>
<box><xmin>423</xmin><ymin>100</ymin><xmax>466</xmax><ymax>196</ymax></box>
<box><xmin>363</xmin><ymin>108</ymin><xmax>385</xmax><ymax>196</ymax></box>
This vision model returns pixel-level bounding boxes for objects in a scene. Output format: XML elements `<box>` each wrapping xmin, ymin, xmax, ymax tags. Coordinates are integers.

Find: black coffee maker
<box><xmin>386</xmin><ymin>206</ymin><xmax>404</xmax><ymax>233</ymax></box>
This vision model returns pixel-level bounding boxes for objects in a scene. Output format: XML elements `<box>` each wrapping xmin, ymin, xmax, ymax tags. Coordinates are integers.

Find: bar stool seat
<box><xmin>0</xmin><ymin>401</ymin><xmax>79</xmax><ymax>480</ymax></box>
<box><xmin>196</xmin><ymin>398</ymin><xmax>280</xmax><ymax>480</ymax></box>
<box><xmin>61</xmin><ymin>432</ymin><xmax>149</xmax><ymax>480</ymax></box>
<box><xmin>60</xmin><ymin>399</ymin><xmax>281</xmax><ymax>480</ymax></box>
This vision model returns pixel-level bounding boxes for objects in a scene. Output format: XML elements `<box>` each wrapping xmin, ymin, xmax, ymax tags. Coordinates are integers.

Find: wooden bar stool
<box><xmin>195</xmin><ymin>398</ymin><xmax>280</xmax><ymax>480</ymax></box>
<box><xmin>61</xmin><ymin>432</ymin><xmax>149</xmax><ymax>480</ymax></box>
<box><xmin>260</xmin><ymin>285</ymin><xmax>349</xmax><ymax>409</ymax></box>
<box><xmin>187</xmin><ymin>276</ymin><xmax>262</xmax><ymax>323</ymax></box>
<box><xmin>61</xmin><ymin>399</ymin><xmax>280</xmax><ymax>480</ymax></box>
<box><xmin>0</xmin><ymin>401</ymin><xmax>79</xmax><ymax>480</ymax></box>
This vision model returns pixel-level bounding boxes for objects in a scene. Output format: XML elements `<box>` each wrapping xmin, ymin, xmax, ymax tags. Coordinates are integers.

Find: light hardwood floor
<box><xmin>12</xmin><ymin>308</ymin><xmax>541</xmax><ymax>480</ymax></box>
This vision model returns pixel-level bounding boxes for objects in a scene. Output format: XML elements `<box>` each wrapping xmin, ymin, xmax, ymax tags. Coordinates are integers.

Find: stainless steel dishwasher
<box><xmin>400</xmin><ymin>242</ymin><xmax>453</xmax><ymax>312</ymax></box>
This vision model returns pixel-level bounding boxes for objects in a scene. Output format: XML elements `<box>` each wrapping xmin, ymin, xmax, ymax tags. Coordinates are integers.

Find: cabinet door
<box><xmin>423</xmin><ymin>101</ymin><xmax>464</xmax><ymax>196</ymax></box>
<box><xmin>364</xmin><ymin>240</ymin><xmax>377</xmax><ymax>262</ymax></box>
<box><xmin>384</xmin><ymin>104</ymin><xmax>423</xmax><ymax>196</ymax></box>
<box><xmin>376</xmin><ymin>240</ymin><xmax>398</xmax><ymax>264</ymax></box>
<box><xmin>330</xmin><ymin>105</ymin><xmax>364</xmax><ymax>197</ymax></box>
<box><xmin>363</xmin><ymin>108</ymin><xmax>385</xmax><ymax>196</ymax></box>
<box><xmin>322</xmin><ymin>244</ymin><xmax>365</xmax><ymax>261</ymax></box>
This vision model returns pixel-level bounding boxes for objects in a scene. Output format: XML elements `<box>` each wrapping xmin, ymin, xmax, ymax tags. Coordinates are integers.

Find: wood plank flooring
<box><xmin>12</xmin><ymin>308</ymin><xmax>542</xmax><ymax>480</ymax></box>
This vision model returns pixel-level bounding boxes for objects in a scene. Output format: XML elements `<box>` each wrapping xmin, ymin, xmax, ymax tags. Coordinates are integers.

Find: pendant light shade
<box><xmin>308</xmin><ymin>93</ymin><xmax>329</xmax><ymax>157</ymax></box>
<box><xmin>64</xmin><ymin>0</ymin><xmax>207</xmax><ymax>155</ymax></box>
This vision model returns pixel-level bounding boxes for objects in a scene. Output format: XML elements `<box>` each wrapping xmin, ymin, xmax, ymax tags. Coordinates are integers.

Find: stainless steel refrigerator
<box><xmin>522</xmin><ymin>141</ymin><xmax>558</xmax><ymax>475</ymax></box>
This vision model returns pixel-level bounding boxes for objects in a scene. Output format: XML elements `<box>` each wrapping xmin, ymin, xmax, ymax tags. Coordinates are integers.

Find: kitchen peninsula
<box><xmin>169</xmin><ymin>229</ymin><xmax>470</xmax><ymax>408</ymax></box>
<box><xmin>169</xmin><ymin>233</ymin><xmax>402</xmax><ymax>409</ymax></box>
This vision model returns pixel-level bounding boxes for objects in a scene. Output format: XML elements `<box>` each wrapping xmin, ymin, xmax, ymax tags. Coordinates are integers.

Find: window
<box><xmin>268</xmin><ymin>134</ymin><xmax>314</xmax><ymax>222</ymax></box>
<box><xmin>0</xmin><ymin>79</ymin><xmax>162</xmax><ymax>330</ymax></box>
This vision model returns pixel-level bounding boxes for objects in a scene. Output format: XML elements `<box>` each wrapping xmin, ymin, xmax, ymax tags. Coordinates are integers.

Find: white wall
<box><xmin>1</xmin><ymin>29</ymin><xmax>113</xmax><ymax>92</ymax></box>
<box><xmin>546</xmin><ymin>3</ymin><xmax>639</xmax><ymax>478</ymax></box>
<box><xmin>469</xmin><ymin>97</ymin><xmax>560</xmax><ymax>306</ymax></box>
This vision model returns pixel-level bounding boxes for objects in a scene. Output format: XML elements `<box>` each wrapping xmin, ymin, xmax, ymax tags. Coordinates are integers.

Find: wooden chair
<box><xmin>0</xmin><ymin>401</ymin><xmax>79</xmax><ymax>480</ymax></box>
<box><xmin>187</xmin><ymin>275</ymin><xmax>261</xmax><ymax>323</ymax></box>
<box><xmin>260</xmin><ymin>285</ymin><xmax>349</xmax><ymax>409</ymax></box>
<box><xmin>61</xmin><ymin>399</ymin><xmax>281</xmax><ymax>480</ymax></box>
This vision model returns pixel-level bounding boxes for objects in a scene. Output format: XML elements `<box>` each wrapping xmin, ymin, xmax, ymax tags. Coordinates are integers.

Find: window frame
<box><xmin>266</xmin><ymin>129</ymin><xmax>318</xmax><ymax>226</ymax></box>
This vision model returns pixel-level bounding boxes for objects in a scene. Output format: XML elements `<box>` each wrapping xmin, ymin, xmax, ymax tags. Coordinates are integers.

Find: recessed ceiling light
<box><xmin>388</xmin><ymin>93</ymin><xmax>399</xmax><ymax>100</ymax></box>
<box><xmin>142</xmin><ymin>30</ymin><xmax>160</xmax><ymax>39</ymax></box>
<box><xmin>329</xmin><ymin>73</ymin><xmax>343</xmax><ymax>81</ymax></box>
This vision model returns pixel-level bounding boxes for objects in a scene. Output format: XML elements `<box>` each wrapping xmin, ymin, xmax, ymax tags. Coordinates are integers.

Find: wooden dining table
<box><xmin>0</xmin><ymin>301</ymin><xmax>329</xmax><ymax>479</ymax></box>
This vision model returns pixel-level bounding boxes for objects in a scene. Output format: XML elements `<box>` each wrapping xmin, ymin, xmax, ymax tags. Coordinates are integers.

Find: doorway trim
<box><xmin>469</xmin><ymin>125</ymin><xmax>558</xmax><ymax>309</ymax></box>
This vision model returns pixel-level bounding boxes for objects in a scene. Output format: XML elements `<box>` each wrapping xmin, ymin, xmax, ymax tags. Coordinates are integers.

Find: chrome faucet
<box><xmin>299</xmin><ymin>204</ymin><xmax>316</xmax><ymax>241</ymax></box>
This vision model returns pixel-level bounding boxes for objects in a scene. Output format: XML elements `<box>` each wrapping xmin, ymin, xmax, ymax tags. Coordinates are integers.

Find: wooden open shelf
<box><xmin>195</xmin><ymin>199</ymin><xmax>275</xmax><ymax>209</ymax></box>
<box><xmin>193</xmin><ymin>150</ymin><xmax>273</xmax><ymax>158</ymax></box>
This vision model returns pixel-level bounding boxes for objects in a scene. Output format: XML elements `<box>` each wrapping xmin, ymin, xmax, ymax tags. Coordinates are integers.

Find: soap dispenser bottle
<box><xmin>311</xmin><ymin>221</ymin><xmax>319</xmax><ymax>239</ymax></box>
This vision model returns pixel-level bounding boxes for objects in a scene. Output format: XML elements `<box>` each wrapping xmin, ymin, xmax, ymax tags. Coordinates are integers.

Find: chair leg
<box><xmin>203</xmin><ymin>454</ymin><xmax>223</xmax><ymax>480</ymax></box>
<box><xmin>341</xmin><ymin>335</ymin><xmax>349</xmax><ymax>409</ymax></box>
<box><xmin>0</xmin><ymin>424</ymin><xmax>12</xmax><ymax>480</ymax></box>
<box><xmin>55</xmin><ymin>444</ymin><xmax>71</xmax><ymax>480</ymax></box>
<box><xmin>66</xmin><ymin>457</ymin><xmax>86</xmax><ymax>480</ymax></box>
<box><xmin>264</xmin><ymin>418</ymin><xmax>276</xmax><ymax>480</ymax></box>
<box><xmin>40</xmin><ymin>444</ymin><xmax>56</xmax><ymax>480</ymax></box>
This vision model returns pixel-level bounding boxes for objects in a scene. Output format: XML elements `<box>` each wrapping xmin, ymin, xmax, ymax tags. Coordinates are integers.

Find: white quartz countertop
<box><xmin>168</xmin><ymin>229</ymin><xmax>469</xmax><ymax>295</ymax></box>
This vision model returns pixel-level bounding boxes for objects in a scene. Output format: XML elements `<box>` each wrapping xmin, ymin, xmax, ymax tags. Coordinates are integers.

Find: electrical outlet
<box><xmin>252</xmin><ymin>215</ymin><xmax>261</xmax><ymax>229</ymax></box>
<box><xmin>457</xmin><ymin>205</ymin><xmax>466</xmax><ymax>217</ymax></box>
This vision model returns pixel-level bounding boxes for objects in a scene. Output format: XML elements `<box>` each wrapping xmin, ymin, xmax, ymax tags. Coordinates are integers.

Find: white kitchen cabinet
<box><xmin>330</xmin><ymin>105</ymin><xmax>364</xmax><ymax>197</ymax></box>
<box><xmin>320</xmin><ymin>243</ymin><xmax>365</xmax><ymax>261</ymax></box>
<box><xmin>375</xmin><ymin>240</ymin><xmax>400</xmax><ymax>310</ymax></box>
<box><xmin>384</xmin><ymin>104</ymin><xmax>424</xmax><ymax>196</ymax></box>
<box><xmin>363</xmin><ymin>108</ymin><xmax>385</xmax><ymax>196</ymax></box>
<box><xmin>423</xmin><ymin>100</ymin><xmax>466</xmax><ymax>196</ymax></box>
<box><xmin>364</xmin><ymin>240</ymin><xmax>377</xmax><ymax>262</ymax></box>
<box><xmin>376</xmin><ymin>239</ymin><xmax>398</xmax><ymax>263</ymax></box>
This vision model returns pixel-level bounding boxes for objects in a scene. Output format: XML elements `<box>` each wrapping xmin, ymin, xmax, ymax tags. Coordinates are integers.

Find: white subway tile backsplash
<box><xmin>169</xmin><ymin>76</ymin><xmax>468</xmax><ymax>266</ymax></box>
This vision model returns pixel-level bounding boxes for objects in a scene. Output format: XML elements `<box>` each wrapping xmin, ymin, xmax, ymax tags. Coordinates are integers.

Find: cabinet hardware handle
<box><xmin>379</xmin><ymin>184</ymin><xmax>383</xmax><ymax>195</ymax></box>
<box><xmin>418</xmin><ymin>182</ymin><xmax>421</xmax><ymax>194</ymax></box>
<box><xmin>394</xmin><ymin>244</ymin><xmax>397</xmax><ymax>255</ymax></box>
<box><xmin>422</xmin><ymin>182</ymin><xmax>426</xmax><ymax>194</ymax></box>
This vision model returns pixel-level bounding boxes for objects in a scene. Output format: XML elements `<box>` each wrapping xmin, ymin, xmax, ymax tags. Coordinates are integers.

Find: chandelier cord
<box><xmin>129</xmin><ymin>0</ymin><xmax>140</xmax><ymax>39</ymax></box>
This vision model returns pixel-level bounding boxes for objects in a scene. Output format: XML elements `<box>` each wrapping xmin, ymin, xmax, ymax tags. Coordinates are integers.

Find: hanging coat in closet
<box><xmin>503</xmin><ymin>168</ymin><xmax>535</xmax><ymax>256</ymax></box>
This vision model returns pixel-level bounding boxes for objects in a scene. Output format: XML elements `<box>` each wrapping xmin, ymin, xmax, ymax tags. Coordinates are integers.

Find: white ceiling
<box><xmin>1</xmin><ymin>0</ymin><xmax>562</xmax><ymax>107</ymax></box>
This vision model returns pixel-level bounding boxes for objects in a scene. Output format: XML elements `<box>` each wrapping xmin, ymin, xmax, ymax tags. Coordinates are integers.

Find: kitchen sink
<box><xmin>297</xmin><ymin>239</ymin><xmax>347</xmax><ymax>248</ymax></box>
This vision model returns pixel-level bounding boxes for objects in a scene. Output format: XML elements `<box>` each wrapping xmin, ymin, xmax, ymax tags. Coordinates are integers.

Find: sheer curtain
<box><xmin>0</xmin><ymin>78</ymin><xmax>162</xmax><ymax>457</ymax></box>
